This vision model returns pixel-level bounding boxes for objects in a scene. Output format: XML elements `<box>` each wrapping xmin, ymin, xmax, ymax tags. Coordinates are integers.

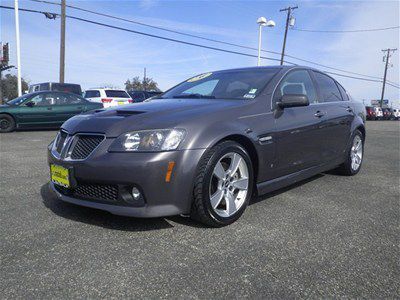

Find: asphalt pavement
<box><xmin>1</xmin><ymin>121</ymin><xmax>399</xmax><ymax>298</ymax></box>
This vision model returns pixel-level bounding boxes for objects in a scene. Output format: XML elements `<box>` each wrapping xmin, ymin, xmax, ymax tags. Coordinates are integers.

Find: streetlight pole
<box><xmin>257</xmin><ymin>24</ymin><xmax>263</xmax><ymax>66</ymax></box>
<box><xmin>257</xmin><ymin>17</ymin><xmax>275</xmax><ymax>66</ymax></box>
<box><xmin>14</xmin><ymin>0</ymin><xmax>22</xmax><ymax>96</ymax></box>
<box><xmin>59</xmin><ymin>0</ymin><xmax>66</xmax><ymax>83</ymax></box>
<box><xmin>257</xmin><ymin>17</ymin><xmax>266</xmax><ymax>66</ymax></box>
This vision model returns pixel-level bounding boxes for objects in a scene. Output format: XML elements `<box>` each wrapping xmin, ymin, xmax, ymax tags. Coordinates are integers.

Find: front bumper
<box><xmin>48</xmin><ymin>140</ymin><xmax>206</xmax><ymax>217</ymax></box>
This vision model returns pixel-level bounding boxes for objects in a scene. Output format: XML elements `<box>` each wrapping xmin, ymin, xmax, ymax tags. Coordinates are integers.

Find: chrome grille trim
<box><xmin>52</xmin><ymin>130</ymin><xmax>105</xmax><ymax>161</ymax></box>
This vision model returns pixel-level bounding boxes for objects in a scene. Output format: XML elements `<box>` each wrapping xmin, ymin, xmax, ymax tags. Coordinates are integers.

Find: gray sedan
<box><xmin>47</xmin><ymin>66</ymin><xmax>365</xmax><ymax>227</ymax></box>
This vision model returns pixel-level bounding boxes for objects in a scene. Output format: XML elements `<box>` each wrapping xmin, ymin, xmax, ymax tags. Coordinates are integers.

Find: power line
<box><xmin>0</xmin><ymin>5</ymin><xmax>286</xmax><ymax>64</ymax></box>
<box><xmin>27</xmin><ymin>0</ymin><xmax>399</xmax><ymax>85</ymax></box>
<box><xmin>292</xmin><ymin>26</ymin><xmax>400</xmax><ymax>33</ymax></box>
<box><xmin>1</xmin><ymin>5</ymin><xmax>399</xmax><ymax>90</ymax></box>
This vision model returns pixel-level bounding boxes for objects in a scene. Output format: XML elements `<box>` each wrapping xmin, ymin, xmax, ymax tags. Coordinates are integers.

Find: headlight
<box><xmin>109</xmin><ymin>129</ymin><xmax>186</xmax><ymax>152</ymax></box>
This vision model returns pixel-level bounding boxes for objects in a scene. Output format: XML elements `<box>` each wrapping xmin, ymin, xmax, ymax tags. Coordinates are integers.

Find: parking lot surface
<box><xmin>1</xmin><ymin>121</ymin><xmax>399</xmax><ymax>298</ymax></box>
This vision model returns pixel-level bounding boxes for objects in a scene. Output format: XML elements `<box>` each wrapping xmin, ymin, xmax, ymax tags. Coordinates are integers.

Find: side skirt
<box><xmin>256</xmin><ymin>158</ymin><xmax>343</xmax><ymax>196</ymax></box>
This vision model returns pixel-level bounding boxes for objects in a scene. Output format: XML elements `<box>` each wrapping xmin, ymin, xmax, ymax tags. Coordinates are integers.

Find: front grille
<box><xmin>73</xmin><ymin>183</ymin><xmax>118</xmax><ymax>202</ymax></box>
<box><xmin>70</xmin><ymin>135</ymin><xmax>104</xmax><ymax>160</ymax></box>
<box><xmin>55</xmin><ymin>130</ymin><xmax>68</xmax><ymax>154</ymax></box>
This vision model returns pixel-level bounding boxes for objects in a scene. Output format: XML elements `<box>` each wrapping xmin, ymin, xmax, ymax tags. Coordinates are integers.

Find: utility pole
<box><xmin>14</xmin><ymin>0</ymin><xmax>22</xmax><ymax>96</ymax></box>
<box><xmin>59</xmin><ymin>0</ymin><xmax>66</xmax><ymax>83</ymax></box>
<box><xmin>380</xmin><ymin>48</ymin><xmax>397</xmax><ymax>108</ymax></box>
<box><xmin>143</xmin><ymin>67</ymin><xmax>147</xmax><ymax>91</ymax></box>
<box><xmin>279</xmin><ymin>5</ymin><xmax>297</xmax><ymax>65</ymax></box>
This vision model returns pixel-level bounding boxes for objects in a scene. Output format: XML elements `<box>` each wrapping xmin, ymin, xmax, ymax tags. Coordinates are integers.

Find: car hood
<box><xmin>62</xmin><ymin>98</ymin><xmax>249</xmax><ymax>137</ymax></box>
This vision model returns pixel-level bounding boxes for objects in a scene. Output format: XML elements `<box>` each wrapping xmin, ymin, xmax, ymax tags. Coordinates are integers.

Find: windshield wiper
<box><xmin>173</xmin><ymin>93</ymin><xmax>215</xmax><ymax>99</ymax></box>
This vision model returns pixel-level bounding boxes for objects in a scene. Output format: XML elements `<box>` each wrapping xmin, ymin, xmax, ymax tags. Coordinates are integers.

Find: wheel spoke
<box><xmin>229</xmin><ymin>153</ymin><xmax>242</xmax><ymax>175</ymax></box>
<box><xmin>225</xmin><ymin>192</ymin><xmax>236</xmax><ymax>216</ymax></box>
<box><xmin>210</xmin><ymin>189</ymin><xmax>224</xmax><ymax>209</ymax></box>
<box><xmin>231</xmin><ymin>178</ymin><xmax>248</xmax><ymax>190</ymax></box>
<box><xmin>213</xmin><ymin>162</ymin><xmax>226</xmax><ymax>180</ymax></box>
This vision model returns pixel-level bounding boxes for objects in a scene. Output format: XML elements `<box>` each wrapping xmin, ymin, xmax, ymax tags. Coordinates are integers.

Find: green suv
<box><xmin>0</xmin><ymin>91</ymin><xmax>104</xmax><ymax>132</ymax></box>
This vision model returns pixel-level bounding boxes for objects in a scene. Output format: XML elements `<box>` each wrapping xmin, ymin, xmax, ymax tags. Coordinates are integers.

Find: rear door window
<box><xmin>336</xmin><ymin>83</ymin><xmax>349</xmax><ymax>101</ymax></box>
<box><xmin>85</xmin><ymin>90</ymin><xmax>101</xmax><ymax>98</ymax></box>
<box><xmin>105</xmin><ymin>90</ymin><xmax>129</xmax><ymax>98</ymax></box>
<box><xmin>313</xmin><ymin>72</ymin><xmax>343</xmax><ymax>102</ymax></box>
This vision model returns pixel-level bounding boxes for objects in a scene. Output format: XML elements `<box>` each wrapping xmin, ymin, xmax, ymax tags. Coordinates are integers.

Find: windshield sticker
<box><xmin>243</xmin><ymin>94</ymin><xmax>256</xmax><ymax>99</ymax></box>
<box><xmin>249</xmin><ymin>88</ymin><xmax>257</xmax><ymax>94</ymax></box>
<box><xmin>187</xmin><ymin>72</ymin><xmax>213</xmax><ymax>82</ymax></box>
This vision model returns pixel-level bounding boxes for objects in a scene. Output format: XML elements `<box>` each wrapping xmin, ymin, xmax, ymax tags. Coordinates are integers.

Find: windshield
<box><xmin>162</xmin><ymin>69</ymin><xmax>279</xmax><ymax>100</ymax></box>
<box><xmin>6</xmin><ymin>94</ymin><xmax>31</xmax><ymax>106</ymax></box>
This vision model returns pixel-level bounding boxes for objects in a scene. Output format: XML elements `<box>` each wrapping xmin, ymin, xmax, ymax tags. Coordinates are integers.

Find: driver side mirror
<box><xmin>25</xmin><ymin>101</ymin><xmax>35</xmax><ymax>107</ymax></box>
<box><xmin>278</xmin><ymin>94</ymin><xmax>309</xmax><ymax>109</ymax></box>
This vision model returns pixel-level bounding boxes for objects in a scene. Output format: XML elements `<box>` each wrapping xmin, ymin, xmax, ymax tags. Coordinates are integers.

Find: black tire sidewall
<box><xmin>201</xmin><ymin>142</ymin><xmax>253</xmax><ymax>225</ymax></box>
<box><xmin>0</xmin><ymin>114</ymin><xmax>16</xmax><ymax>133</ymax></box>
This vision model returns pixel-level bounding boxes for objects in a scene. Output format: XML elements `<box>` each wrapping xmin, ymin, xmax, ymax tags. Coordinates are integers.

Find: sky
<box><xmin>1</xmin><ymin>0</ymin><xmax>399</xmax><ymax>107</ymax></box>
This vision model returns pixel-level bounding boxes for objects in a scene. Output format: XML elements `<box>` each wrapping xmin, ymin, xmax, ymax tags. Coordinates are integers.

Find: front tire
<box><xmin>337</xmin><ymin>130</ymin><xmax>364</xmax><ymax>176</ymax></box>
<box><xmin>0</xmin><ymin>114</ymin><xmax>16</xmax><ymax>133</ymax></box>
<box><xmin>190</xmin><ymin>141</ymin><xmax>254</xmax><ymax>227</ymax></box>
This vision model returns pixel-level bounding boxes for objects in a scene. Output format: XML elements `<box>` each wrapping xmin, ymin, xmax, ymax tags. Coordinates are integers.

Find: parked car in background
<box><xmin>392</xmin><ymin>108</ymin><xmax>400</xmax><ymax>120</ymax></box>
<box><xmin>0</xmin><ymin>91</ymin><xmax>103</xmax><ymax>132</ymax></box>
<box><xmin>48</xmin><ymin>66</ymin><xmax>366</xmax><ymax>227</ymax></box>
<box><xmin>373</xmin><ymin>107</ymin><xmax>383</xmax><ymax>120</ymax></box>
<box><xmin>382</xmin><ymin>108</ymin><xmax>392</xmax><ymax>120</ymax></box>
<box><xmin>365</xmin><ymin>106</ymin><xmax>376</xmax><ymax>120</ymax></box>
<box><xmin>28</xmin><ymin>82</ymin><xmax>82</xmax><ymax>96</ymax></box>
<box><xmin>127</xmin><ymin>90</ymin><xmax>163</xmax><ymax>103</ymax></box>
<box><xmin>83</xmin><ymin>89</ymin><xmax>132</xmax><ymax>108</ymax></box>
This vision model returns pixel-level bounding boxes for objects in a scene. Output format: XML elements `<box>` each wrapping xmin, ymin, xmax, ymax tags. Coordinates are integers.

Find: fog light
<box><xmin>131</xmin><ymin>187</ymin><xmax>141</xmax><ymax>200</ymax></box>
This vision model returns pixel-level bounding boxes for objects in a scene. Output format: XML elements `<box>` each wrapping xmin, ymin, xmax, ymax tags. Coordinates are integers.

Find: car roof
<box><xmin>24</xmin><ymin>91</ymin><xmax>79</xmax><ymax>96</ymax></box>
<box><xmin>87</xmin><ymin>88</ymin><xmax>126</xmax><ymax>91</ymax></box>
<box><xmin>31</xmin><ymin>82</ymin><xmax>80</xmax><ymax>85</ymax></box>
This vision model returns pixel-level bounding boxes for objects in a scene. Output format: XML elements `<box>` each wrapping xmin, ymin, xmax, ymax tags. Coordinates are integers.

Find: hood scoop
<box><xmin>115</xmin><ymin>110</ymin><xmax>146</xmax><ymax>116</ymax></box>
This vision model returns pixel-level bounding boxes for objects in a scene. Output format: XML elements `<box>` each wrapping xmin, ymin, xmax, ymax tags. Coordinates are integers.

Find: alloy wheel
<box><xmin>209</xmin><ymin>152</ymin><xmax>249</xmax><ymax>217</ymax></box>
<box><xmin>350</xmin><ymin>135</ymin><xmax>363</xmax><ymax>171</ymax></box>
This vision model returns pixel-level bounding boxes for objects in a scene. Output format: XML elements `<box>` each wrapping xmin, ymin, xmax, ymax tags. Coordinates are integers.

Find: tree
<box><xmin>125</xmin><ymin>76</ymin><xmax>160</xmax><ymax>91</ymax></box>
<box><xmin>0</xmin><ymin>74</ymin><xmax>29</xmax><ymax>102</ymax></box>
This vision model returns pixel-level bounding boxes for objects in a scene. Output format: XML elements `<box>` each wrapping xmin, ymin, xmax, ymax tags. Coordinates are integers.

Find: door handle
<box><xmin>314</xmin><ymin>111</ymin><xmax>325</xmax><ymax>118</ymax></box>
<box><xmin>346</xmin><ymin>107</ymin><xmax>353</xmax><ymax>113</ymax></box>
<box><xmin>47</xmin><ymin>107</ymin><xmax>52</xmax><ymax>111</ymax></box>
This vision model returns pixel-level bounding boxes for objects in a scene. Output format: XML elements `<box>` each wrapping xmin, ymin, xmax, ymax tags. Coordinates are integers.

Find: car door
<box><xmin>312</xmin><ymin>71</ymin><xmax>353</xmax><ymax>161</ymax></box>
<box><xmin>272</xmin><ymin>69</ymin><xmax>325</xmax><ymax>177</ymax></box>
<box><xmin>15</xmin><ymin>93</ymin><xmax>56</xmax><ymax>126</ymax></box>
<box><xmin>50</xmin><ymin>92</ymin><xmax>89</xmax><ymax>123</ymax></box>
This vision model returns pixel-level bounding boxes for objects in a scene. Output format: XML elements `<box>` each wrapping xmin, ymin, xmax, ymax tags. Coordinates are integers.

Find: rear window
<box><xmin>85</xmin><ymin>90</ymin><xmax>101</xmax><ymax>98</ymax></box>
<box><xmin>52</xmin><ymin>83</ymin><xmax>82</xmax><ymax>95</ymax></box>
<box><xmin>105</xmin><ymin>90</ymin><xmax>129</xmax><ymax>98</ymax></box>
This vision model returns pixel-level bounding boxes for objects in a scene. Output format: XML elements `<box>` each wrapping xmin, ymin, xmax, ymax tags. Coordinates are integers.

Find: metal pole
<box><xmin>59</xmin><ymin>0</ymin><xmax>66</xmax><ymax>83</ymax></box>
<box><xmin>279</xmin><ymin>6</ymin><xmax>297</xmax><ymax>66</ymax></box>
<box><xmin>257</xmin><ymin>25</ymin><xmax>262</xmax><ymax>66</ymax></box>
<box><xmin>0</xmin><ymin>69</ymin><xmax>3</xmax><ymax>104</ymax></box>
<box><xmin>380</xmin><ymin>48</ymin><xmax>397</xmax><ymax>108</ymax></box>
<box><xmin>14</xmin><ymin>0</ymin><xmax>22</xmax><ymax>96</ymax></box>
